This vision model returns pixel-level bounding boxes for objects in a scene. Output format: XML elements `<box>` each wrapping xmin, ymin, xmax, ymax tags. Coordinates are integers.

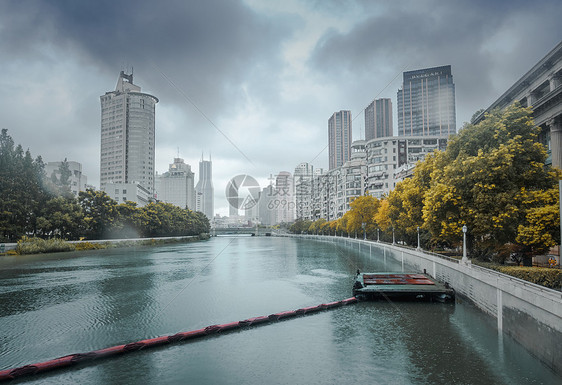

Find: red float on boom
<box><xmin>0</xmin><ymin>297</ymin><xmax>358</xmax><ymax>382</ymax></box>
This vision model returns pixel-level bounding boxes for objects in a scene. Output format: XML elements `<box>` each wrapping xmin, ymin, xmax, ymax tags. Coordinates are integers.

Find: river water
<box><xmin>0</xmin><ymin>236</ymin><xmax>559</xmax><ymax>384</ymax></box>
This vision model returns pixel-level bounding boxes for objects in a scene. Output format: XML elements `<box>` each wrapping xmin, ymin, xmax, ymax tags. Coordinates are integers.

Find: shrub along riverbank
<box><xmin>474</xmin><ymin>261</ymin><xmax>561</xmax><ymax>290</ymax></box>
<box><xmin>3</xmin><ymin>234</ymin><xmax>210</xmax><ymax>256</ymax></box>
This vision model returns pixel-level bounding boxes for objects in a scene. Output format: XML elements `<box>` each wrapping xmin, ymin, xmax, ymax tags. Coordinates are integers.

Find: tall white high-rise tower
<box><xmin>100</xmin><ymin>71</ymin><xmax>158</xmax><ymax>200</ymax></box>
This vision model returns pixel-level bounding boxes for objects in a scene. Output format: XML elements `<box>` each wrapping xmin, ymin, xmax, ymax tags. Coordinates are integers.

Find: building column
<box><xmin>548</xmin><ymin>117</ymin><xmax>562</xmax><ymax>169</ymax></box>
<box><xmin>550</xmin><ymin>74</ymin><xmax>561</xmax><ymax>91</ymax></box>
<box><xmin>527</xmin><ymin>92</ymin><xmax>537</xmax><ymax>107</ymax></box>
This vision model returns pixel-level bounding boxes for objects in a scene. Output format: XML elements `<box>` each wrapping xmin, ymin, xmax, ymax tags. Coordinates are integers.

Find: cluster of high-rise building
<box><xmin>98</xmin><ymin>71</ymin><xmax>214</xmax><ymax>220</ymax></box>
<box><xmin>232</xmin><ymin>172</ymin><xmax>297</xmax><ymax>226</ymax></box>
<box><xmin>59</xmin><ymin>38</ymin><xmax>562</xmax><ymax>228</ymax></box>
<box><xmin>290</xmin><ymin>39</ymin><xmax>562</xmax><ymax>224</ymax></box>
<box><xmin>287</xmin><ymin>65</ymin><xmax>456</xmax><ymax>222</ymax></box>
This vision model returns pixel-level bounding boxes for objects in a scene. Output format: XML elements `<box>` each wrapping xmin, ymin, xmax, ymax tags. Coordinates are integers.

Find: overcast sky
<box><xmin>1</xmin><ymin>0</ymin><xmax>561</xmax><ymax>216</ymax></box>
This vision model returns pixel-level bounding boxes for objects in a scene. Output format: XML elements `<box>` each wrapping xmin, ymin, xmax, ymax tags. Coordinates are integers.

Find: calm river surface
<box><xmin>0</xmin><ymin>236</ymin><xmax>559</xmax><ymax>384</ymax></box>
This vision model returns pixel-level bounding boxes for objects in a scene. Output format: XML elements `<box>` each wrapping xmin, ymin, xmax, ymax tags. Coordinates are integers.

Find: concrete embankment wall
<box><xmin>296</xmin><ymin>235</ymin><xmax>562</xmax><ymax>375</ymax></box>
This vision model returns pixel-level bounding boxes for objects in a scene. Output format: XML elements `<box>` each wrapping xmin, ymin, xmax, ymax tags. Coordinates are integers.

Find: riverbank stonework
<box><xmin>293</xmin><ymin>234</ymin><xmax>562</xmax><ymax>376</ymax></box>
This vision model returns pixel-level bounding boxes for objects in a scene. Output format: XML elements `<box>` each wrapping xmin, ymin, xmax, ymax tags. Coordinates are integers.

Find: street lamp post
<box><xmin>377</xmin><ymin>228</ymin><xmax>380</xmax><ymax>242</ymax></box>
<box><xmin>417</xmin><ymin>226</ymin><xmax>421</xmax><ymax>250</ymax></box>
<box><xmin>362</xmin><ymin>222</ymin><xmax>366</xmax><ymax>240</ymax></box>
<box><xmin>392</xmin><ymin>227</ymin><xmax>395</xmax><ymax>245</ymax></box>
<box><xmin>462</xmin><ymin>225</ymin><xmax>468</xmax><ymax>263</ymax></box>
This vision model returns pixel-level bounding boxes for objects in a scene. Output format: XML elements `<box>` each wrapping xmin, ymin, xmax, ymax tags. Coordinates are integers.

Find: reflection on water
<box><xmin>0</xmin><ymin>237</ymin><xmax>559</xmax><ymax>384</ymax></box>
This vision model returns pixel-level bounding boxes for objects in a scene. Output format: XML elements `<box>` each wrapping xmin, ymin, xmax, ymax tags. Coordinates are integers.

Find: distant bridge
<box><xmin>211</xmin><ymin>227</ymin><xmax>273</xmax><ymax>236</ymax></box>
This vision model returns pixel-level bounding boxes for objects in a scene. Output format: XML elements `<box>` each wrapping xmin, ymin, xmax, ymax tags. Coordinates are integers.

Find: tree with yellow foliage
<box><xmin>387</xmin><ymin>177</ymin><xmax>424</xmax><ymax>246</ymax></box>
<box><xmin>422</xmin><ymin>103</ymin><xmax>558</xmax><ymax>263</ymax></box>
<box><xmin>336</xmin><ymin>215</ymin><xmax>349</xmax><ymax>236</ymax></box>
<box><xmin>373</xmin><ymin>198</ymin><xmax>392</xmax><ymax>241</ymax></box>
<box><xmin>344</xmin><ymin>195</ymin><xmax>380</xmax><ymax>239</ymax></box>
<box><xmin>308</xmin><ymin>218</ymin><xmax>326</xmax><ymax>234</ymax></box>
<box><xmin>328</xmin><ymin>220</ymin><xmax>338</xmax><ymax>235</ymax></box>
<box><xmin>516</xmin><ymin>186</ymin><xmax>560</xmax><ymax>255</ymax></box>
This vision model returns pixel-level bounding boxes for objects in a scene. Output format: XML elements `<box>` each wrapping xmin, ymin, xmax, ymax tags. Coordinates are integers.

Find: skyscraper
<box><xmin>100</xmin><ymin>71</ymin><xmax>158</xmax><ymax>197</ymax></box>
<box><xmin>195</xmin><ymin>156</ymin><xmax>214</xmax><ymax>220</ymax></box>
<box><xmin>397</xmin><ymin>65</ymin><xmax>456</xmax><ymax>137</ymax></box>
<box><xmin>328</xmin><ymin>110</ymin><xmax>352</xmax><ymax>170</ymax></box>
<box><xmin>365</xmin><ymin>98</ymin><xmax>393</xmax><ymax>140</ymax></box>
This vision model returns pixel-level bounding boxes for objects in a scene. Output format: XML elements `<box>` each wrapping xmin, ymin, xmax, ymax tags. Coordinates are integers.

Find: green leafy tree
<box><xmin>56</xmin><ymin>158</ymin><xmax>73</xmax><ymax>198</ymax></box>
<box><xmin>289</xmin><ymin>219</ymin><xmax>313</xmax><ymax>234</ymax></box>
<box><xmin>470</xmin><ymin>108</ymin><xmax>485</xmax><ymax>124</ymax></box>
<box><xmin>114</xmin><ymin>201</ymin><xmax>144</xmax><ymax>238</ymax></box>
<box><xmin>78</xmin><ymin>189</ymin><xmax>119</xmax><ymax>239</ymax></box>
<box><xmin>43</xmin><ymin>158</ymin><xmax>73</xmax><ymax>198</ymax></box>
<box><xmin>36</xmin><ymin>196</ymin><xmax>84</xmax><ymax>239</ymax></box>
<box><xmin>140</xmin><ymin>202</ymin><xmax>208</xmax><ymax>237</ymax></box>
<box><xmin>189</xmin><ymin>210</ymin><xmax>210</xmax><ymax>235</ymax></box>
<box><xmin>0</xmin><ymin>129</ymin><xmax>49</xmax><ymax>241</ymax></box>
<box><xmin>141</xmin><ymin>202</ymin><xmax>169</xmax><ymax>237</ymax></box>
<box><xmin>58</xmin><ymin>158</ymin><xmax>71</xmax><ymax>187</ymax></box>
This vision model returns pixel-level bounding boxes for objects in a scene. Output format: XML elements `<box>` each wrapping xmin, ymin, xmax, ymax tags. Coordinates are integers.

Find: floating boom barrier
<box><xmin>0</xmin><ymin>297</ymin><xmax>358</xmax><ymax>382</ymax></box>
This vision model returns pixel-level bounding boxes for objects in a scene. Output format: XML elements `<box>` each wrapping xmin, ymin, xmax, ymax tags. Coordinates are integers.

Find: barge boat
<box><xmin>353</xmin><ymin>272</ymin><xmax>455</xmax><ymax>302</ymax></box>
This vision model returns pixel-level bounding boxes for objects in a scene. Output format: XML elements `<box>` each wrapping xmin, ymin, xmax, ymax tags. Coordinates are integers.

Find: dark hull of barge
<box><xmin>353</xmin><ymin>273</ymin><xmax>455</xmax><ymax>302</ymax></box>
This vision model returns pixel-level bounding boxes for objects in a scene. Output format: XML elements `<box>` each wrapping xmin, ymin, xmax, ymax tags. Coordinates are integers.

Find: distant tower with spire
<box><xmin>195</xmin><ymin>154</ymin><xmax>214</xmax><ymax>220</ymax></box>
